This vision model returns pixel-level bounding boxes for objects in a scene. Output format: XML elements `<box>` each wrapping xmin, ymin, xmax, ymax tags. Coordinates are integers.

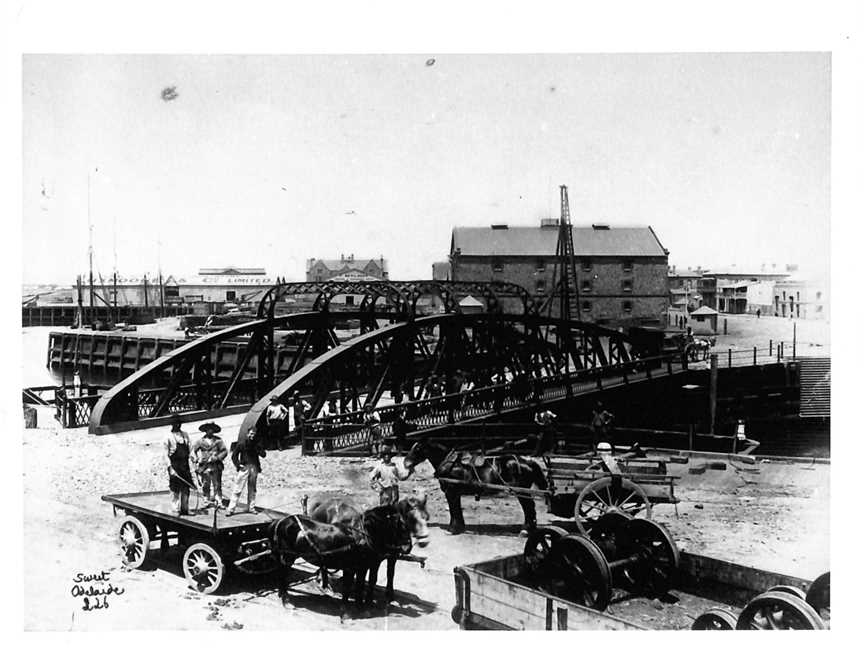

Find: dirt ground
<box><xmin>22</xmin><ymin>408</ymin><xmax>829</xmax><ymax>631</ymax></box>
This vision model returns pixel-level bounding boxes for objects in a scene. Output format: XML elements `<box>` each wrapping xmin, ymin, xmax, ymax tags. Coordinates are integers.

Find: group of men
<box><xmin>164</xmin><ymin>391</ymin><xmax>620</xmax><ymax>516</ymax></box>
<box><xmin>164</xmin><ymin>417</ymin><xmax>266</xmax><ymax>517</ymax></box>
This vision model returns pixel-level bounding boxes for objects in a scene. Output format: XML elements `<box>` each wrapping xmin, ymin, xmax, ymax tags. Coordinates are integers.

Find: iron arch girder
<box><xmin>236</xmin><ymin>310</ymin><xmax>634</xmax><ymax>443</ymax></box>
<box><xmin>88</xmin><ymin>310</ymin><xmax>368</xmax><ymax>433</ymax></box>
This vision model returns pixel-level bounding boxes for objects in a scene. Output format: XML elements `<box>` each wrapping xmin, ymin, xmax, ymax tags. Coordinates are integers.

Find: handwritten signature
<box><xmin>70</xmin><ymin>571</ymin><xmax>125</xmax><ymax>611</ymax></box>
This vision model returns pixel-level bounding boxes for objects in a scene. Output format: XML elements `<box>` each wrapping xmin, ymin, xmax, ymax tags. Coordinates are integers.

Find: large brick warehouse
<box><xmin>449</xmin><ymin>221</ymin><xmax>670</xmax><ymax>327</ymax></box>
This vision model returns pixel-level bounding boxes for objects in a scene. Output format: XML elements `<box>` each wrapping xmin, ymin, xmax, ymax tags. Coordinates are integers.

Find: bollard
<box><xmin>769</xmin><ymin>339</ymin><xmax>773</xmax><ymax>355</ymax></box>
<box><xmin>753</xmin><ymin>346</ymin><xmax>757</xmax><ymax>365</ymax></box>
<box><xmin>728</xmin><ymin>348</ymin><xmax>732</xmax><ymax>368</ymax></box>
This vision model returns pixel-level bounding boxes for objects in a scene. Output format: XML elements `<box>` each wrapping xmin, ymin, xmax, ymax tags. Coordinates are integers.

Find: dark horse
<box><xmin>269</xmin><ymin>504</ymin><xmax>412</xmax><ymax>607</ymax></box>
<box><xmin>402</xmin><ymin>440</ymin><xmax>547</xmax><ymax>534</ymax></box>
<box><xmin>307</xmin><ymin>494</ymin><xmax>430</xmax><ymax>603</ymax></box>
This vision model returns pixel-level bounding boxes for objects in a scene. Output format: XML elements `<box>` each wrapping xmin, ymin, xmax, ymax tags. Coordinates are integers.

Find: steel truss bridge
<box><xmin>89</xmin><ymin>280</ymin><xmax>685</xmax><ymax>444</ymax></box>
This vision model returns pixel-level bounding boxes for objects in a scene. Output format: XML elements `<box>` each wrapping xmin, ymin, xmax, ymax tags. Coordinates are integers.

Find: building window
<box><xmin>581</xmin><ymin>280</ymin><xmax>592</xmax><ymax>293</ymax></box>
<box><xmin>345</xmin><ymin>295</ymin><xmax>355</xmax><ymax>306</ymax></box>
<box><xmin>621</xmin><ymin>279</ymin><xmax>633</xmax><ymax>293</ymax></box>
<box><xmin>581</xmin><ymin>300</ymin><xmax>592</xmax><ymax>312</ymax></box>
<box><xmin>581</xmin><ymin>258</ymin><xmax>592</xmax><ymax>273</ymax></box>
<box><xmin>623</xmin><ymin>259</ymin><xmax>633</xmax><ymax>273</ymax></box>
<box><xmin>226</xmin><ymin>290</ymin><xmax>236</xmax><ymax>301</ymax></box>
<box><xmin>622</xmin><ymin>301</ymin><xmax>633</xmax><ymax>313</ymax></box>
<box><xmin>492</xmin><ymin>260</ymin><xmax>504</xmax><ymax>272</ymax></box>
<box><xmin>535</xmin><ymin>280</ymin><xmax>546</xmax><ymax>294</ymax></box>
<box><xmin>535</xmin><ymin>259</ymin><xmax>546</xmax><ymax>272</ymax></box>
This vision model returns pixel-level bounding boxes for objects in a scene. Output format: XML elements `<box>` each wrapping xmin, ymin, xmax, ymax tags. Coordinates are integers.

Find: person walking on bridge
<box><xmin>364</xmin><ymin>404</ymin><xmax>383</xmax><ymax>456</ymax></box>
<box><xmin>225</xmin><ymin>427</ymin><xmax>267</xmax><ymax>516</ymax></box>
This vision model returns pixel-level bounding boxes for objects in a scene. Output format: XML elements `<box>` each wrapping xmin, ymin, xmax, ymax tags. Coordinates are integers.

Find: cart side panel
<box><xmin>678</xmin><ymin>552</ymin><xmax>812</xmax><ymax>607</ymax></box>
<box><xmin>458</xmin><ymin>555</ymin><xmax>645</xmax><ymax>630</ymax></box>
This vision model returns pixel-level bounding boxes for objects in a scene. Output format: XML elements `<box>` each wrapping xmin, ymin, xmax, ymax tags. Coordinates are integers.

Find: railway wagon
<box><xmin>452</xmin><ymin>547</ymin><xmax>829</xmax><ymax>630</ymax></box>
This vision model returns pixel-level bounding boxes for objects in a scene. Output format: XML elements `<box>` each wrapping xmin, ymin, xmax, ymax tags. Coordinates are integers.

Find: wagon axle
<box><xmin>523</xmin><ymin>513</ymin><xmax>680</xmax><ymax>611</ymax></box>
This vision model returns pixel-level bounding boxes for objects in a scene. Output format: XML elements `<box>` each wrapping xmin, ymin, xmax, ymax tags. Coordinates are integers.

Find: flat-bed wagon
<box><xmin>451</xmin><ymin>517</ymin><xmax>829</xmax><ymax>631</ymax></box>
<box><xmin>102</xmin><ymin>491</ymin><xmax>284</xmax><ymax>594</ymax></box>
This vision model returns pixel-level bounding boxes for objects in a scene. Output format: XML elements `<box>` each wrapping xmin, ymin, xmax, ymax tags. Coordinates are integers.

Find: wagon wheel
<box><xmin>551</xmin><ymin>534</ymin><xmax>612</xmax><ymax>611</ymax></box>
<box><xmin>618</xmin><ymin>518</ymin><xmax>680</xmax><ymax>594</ymax></box>
<box><xmin>117</xmin><ymin>515</ymin><xmax>150</xmax><ymax>569</ymax></box>
<box><xmin>182</xmin><ymin>543</ymin><xmax>225</xmax><ymax>594</ymax></box>
<box><xmin>523</xmin><ymin>525</ymin><xmax>568</xmax><ymax>573</ymax></box>
<box><xmin>736</xmin><ymin>591</ymin><xmax>826</xmax><ymax>630</ymax></box>
<box><xmin>766</xmin><ymin>584</ymin><xmax>807</xmax><ymax>600</ymax></box>
<box><xmin>806</xmin><ymin>572</ymin><xmax>830</xmax><ymax>621</ymax></box>
<box><xmin>691</xmin><ymin>608</ymin><xmax>738</xmax><ymax>629</ymax></box>
<box><xmin>574</xmin><ymin>477</ymin><xmax>651</xmax><ymax>535</ymax></box>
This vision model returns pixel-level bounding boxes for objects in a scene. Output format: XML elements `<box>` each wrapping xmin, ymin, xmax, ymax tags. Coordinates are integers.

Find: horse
<box><xmin>307</xmin><ymin>494</ymin><xmax>430</xmax><ymax>603</ymax></box>
<box><xmin>269</xmin><ymin>505</ymin><xmax>412</xmax><ymax>607</ymax></box>
<box><xmin>402</xmin><ymin>440</ymin><xmax>547</xmax><ymax>535</ymax></box>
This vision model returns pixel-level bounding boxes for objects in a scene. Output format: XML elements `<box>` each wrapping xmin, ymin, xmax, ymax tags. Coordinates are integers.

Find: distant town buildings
<box><xmin>25</xmin><ymin>267</ymin><xmax>277</xmax><ymax>309</ymax></box>
<box><xmin>448</xmin><ymin>221</ymin><xmax>669</xmax><ymax>327</ymax></box>
<box><xmin>306</xmin><ymin>255</ymin><xmax>389</xmax><ymax>282</ymax></box>
<box><xmin>666</xmin><ymin>264</ymin><xmax>828</xmax><ymax>321</ymax></box>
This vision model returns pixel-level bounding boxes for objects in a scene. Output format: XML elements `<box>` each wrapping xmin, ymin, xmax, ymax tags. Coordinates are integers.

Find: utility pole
<box><xmin>87</xmin><ymin>170</ymin><xmax>95</xmax><ymax>328</ymax></box>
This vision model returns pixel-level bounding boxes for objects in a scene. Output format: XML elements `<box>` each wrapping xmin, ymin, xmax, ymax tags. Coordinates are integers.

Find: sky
<box><xmin>22</xmin><ymin>53</ymin><xmax>830</xmax><ymax>285</ymax></box>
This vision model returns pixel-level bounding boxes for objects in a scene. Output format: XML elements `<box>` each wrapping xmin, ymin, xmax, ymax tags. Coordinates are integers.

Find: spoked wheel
<box><xmin>182</xmin><ymin>543</ymin><xmax>225</xmax><ymax>594</ymax></box>
<box><xmin>523</xmin><ymin>525</ymin><xmax>568</xmax><ymax>573</ymax></box>
<box><xmin>618</xmin><ymin>518</ymin><xmax>680</xmax><ymax>595</ymax></box>
<box><xmin>736</xmin><ymin>591</ymin><xmax>826</xmax><ymax>630</ymax></box>
<box><xmin>551</xmin><ymin>534</ymin><xmax>612</xmax><ymax>611</ymax></box>
<box><xmin>691</xmin><ymin>608</ymin><xmax>739</xmax><ymax>630</ymax></box>
<box><xmin>574</xmin><ymin>477</ymin><xmax>651</xmax><ymax>535</ymax></box>
<box><xmin>806</xmin><ymin>572</ymin><xmax>830</xmax><ymax>622</ymax></box>
<box><xmin>117</xmin><ymin>515</ymin><xmax>150</xmax><ymax>569</ymax></box>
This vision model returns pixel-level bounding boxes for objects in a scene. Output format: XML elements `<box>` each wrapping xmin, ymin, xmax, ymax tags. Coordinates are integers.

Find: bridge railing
<box><xmin>300</xmin><ymin>351</ymin><xmax>686</xmax><ymax>454</ymax></box>
<box><xmin>57</xmin><ymin>377</ymin><xmax>265</xmax><ymax>429</ymax></box>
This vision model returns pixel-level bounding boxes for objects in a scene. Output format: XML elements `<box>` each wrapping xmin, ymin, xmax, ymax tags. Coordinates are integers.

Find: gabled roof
<box><xmin>308</xmin><ymin>257</ymin><xmax>387</xmax><ymax>273</ymax></box>
<box><xmin>691</xmin><ymin>306</ymin><xmax>719</xmax><ymax>316</ymax></box>
<box><xmin>451</xmin><ymin>225</ymin><xmax>667</xmax><ymax>257</ymax></box>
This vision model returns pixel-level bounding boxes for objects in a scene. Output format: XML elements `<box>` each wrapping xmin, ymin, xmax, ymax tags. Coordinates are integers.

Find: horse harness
<box><xmin>274</xmin><ymin>510</ymin><xmax>401</xmax><ymax>563</ymax></box>
<box><xmin>435</xmin><ymin>449</ymin><xmax>520</xmax><ymax>487</ymax></box>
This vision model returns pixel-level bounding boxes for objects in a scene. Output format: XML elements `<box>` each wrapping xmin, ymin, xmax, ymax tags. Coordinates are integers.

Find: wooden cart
<box><xmin>543</xmin><ymin>453</ymin><xmax>681</xmax><ymax>534</ymax></box>
<box><xmin>102</xmin><ymin>491</ymin><xmax>285</xmax><ymax>594</ymax></box>
<box><xmin>452</xmin><ymin>550</ymin><xmax>828</xmax><ymax>630</ymax></box>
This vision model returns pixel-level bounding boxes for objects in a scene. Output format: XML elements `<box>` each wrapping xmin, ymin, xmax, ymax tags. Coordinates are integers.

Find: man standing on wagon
<box><xmin>225</xmin><ymin>427</ymin><xmax>267</xmax><ymax>516</ymax></box>
<box><xmin>165</xmin><ymin>416</ymin><xmax>194</xmax><ymax>516</ymax></box>
<box><xmin>192</xmin><ymin>422</ymin><xmax>228</xmax><ymax>509</ymax></box>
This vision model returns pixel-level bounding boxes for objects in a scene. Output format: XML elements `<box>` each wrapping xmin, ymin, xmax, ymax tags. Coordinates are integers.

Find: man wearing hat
<box><xmin>192</xmin><ymin>422</ymin><xmax>228</xmax><ymax>509</ymax></box>
<box><xmin>370</xmin><ymin>442</ymin><xmax>410</xmax><ymax>506</ymax></box>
